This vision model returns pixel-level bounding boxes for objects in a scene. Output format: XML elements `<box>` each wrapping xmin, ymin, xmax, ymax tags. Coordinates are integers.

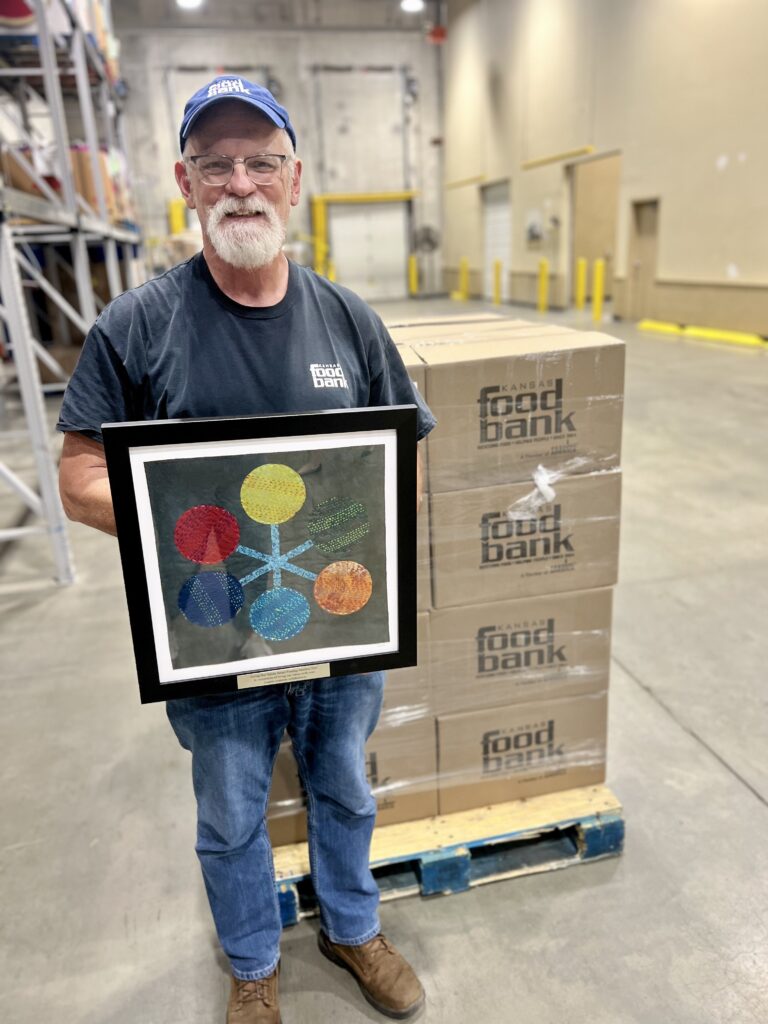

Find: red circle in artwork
<box><xmin>174</xmin><ymin>505</ymin><xmax>240</xmax><ymax>564</ymax></box>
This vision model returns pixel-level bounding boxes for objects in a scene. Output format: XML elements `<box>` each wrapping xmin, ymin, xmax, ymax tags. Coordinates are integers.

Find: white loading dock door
<box><xmin>328</xmin><ymin>203</ymin><xmax>409</xmax><ymax>302</ymax></box>
<box><xmin>483</xmin><ymin>182</ymin><xmax>511</xmax><ymax>301</ymax></box>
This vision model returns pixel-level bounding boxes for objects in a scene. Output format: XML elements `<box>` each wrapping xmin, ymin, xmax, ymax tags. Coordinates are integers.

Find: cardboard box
<box><xmin>395</xmin><ymin>342</ymin><xmax>426</xmax><ymax>395</ymax></box>
<box><xmin>412</xmin><ymin>331</ymin><xmax>625</xmax><ymax>493</ymax></box>
<box><xmin>1</xmin><ymin>146</ymin><xmax>62</xmax><ymax>198</ymax></box>
<box><xmin>383</xmin><ymin>611</ymin><xmax>430</xmax><ymax>718</ymax></box>
<box><xmin>385</xmin><ymin>312</ymin><xmax>505</xmax><ymax>329</ymax></box>
<box><xmin>436</xmin><ymin>690</ymin><xmax>608</xmax><ymax>814</ymax></box>
<box><xmin>267</xmin><ymin>714</ymin><xmax>439</xmax><ymax>846</ymax></box>
<box><xmin>416</xmin><ymin>499</ymin><xmax>430</xmax><ymax>611</ymax></box>
<box><xmin>429</xmin><ymin>469</ymin><xmax>621</xmax><ymax>608</ymax></box>
<box><xmin>429</xmin><ymin>587</ymin><xmax>612</xmax><ymax>715</ymax></box>
<box><xmin>395</xmin><ymin>344</ymin><xmax>431</xmax><ymax>609</ymax></box>
<box><xmin>70</xmin><ymin>146</ymin><xmax>118</xmax><ymax>221</ymax></box>
<box><xmin>389</xmin><ymin>320</ymin><xmax>567</xmax><ymax>344</ymax></box>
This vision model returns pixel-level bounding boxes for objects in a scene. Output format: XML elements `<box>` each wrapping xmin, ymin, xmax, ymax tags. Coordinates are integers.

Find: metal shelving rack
<box><xmin>0</xmin><ymin>0</ymin><xmax>141</xmax><ymax>584</ymax></box>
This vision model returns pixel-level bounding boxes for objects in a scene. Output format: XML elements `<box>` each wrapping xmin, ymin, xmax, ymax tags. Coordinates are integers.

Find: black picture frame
<box><xmin>103</xmin><ymin>406</ymin><xmax>417</xmax><ymax>704</ymax></box>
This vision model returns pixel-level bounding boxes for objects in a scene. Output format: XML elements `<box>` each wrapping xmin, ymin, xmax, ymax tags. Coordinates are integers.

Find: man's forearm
<box><xmin>59</xmin><ymin>432</ymin><xmax>117</xmax><ymax>536</ymax></box>
<box><xmin>64</xmin><ymin>476</ymin><xmax>117</xmax><ymax>536</ymax></box>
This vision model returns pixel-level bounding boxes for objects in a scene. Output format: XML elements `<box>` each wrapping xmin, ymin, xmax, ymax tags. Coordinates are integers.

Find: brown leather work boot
<box><xmin>226</xmin><ymin>967</ymin><xmax>281</xmax><ymax>1024</ymax></box>
<box><xmin>318</xmin><ymin>930</ymin><xmax>425</xmax><ymax>1019</ymax></box>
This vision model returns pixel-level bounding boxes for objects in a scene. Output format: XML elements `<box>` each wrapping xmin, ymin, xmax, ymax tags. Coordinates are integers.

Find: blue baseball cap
<box><xmin>179</xmin><ymin>76</ymin><xmax>296</xmax><ymax>153</ymax></box>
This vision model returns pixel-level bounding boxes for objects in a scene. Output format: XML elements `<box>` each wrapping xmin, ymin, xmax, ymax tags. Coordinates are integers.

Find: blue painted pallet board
<box><xmin>274</xmin><ymin>784</ymin><xmax>624</xmax><ymax>927</ymax></box>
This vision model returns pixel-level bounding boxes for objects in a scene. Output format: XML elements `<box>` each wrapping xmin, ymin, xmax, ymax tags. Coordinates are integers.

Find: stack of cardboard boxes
<box><xmin>267</xmin><ymin>317</ymin><xmax>625</xmax><ymax>844</ymax></box>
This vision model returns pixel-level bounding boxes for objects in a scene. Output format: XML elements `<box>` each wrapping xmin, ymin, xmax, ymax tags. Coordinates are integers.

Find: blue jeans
<box><xmin>166</xmin><ymin>673</ymin><xmax>385</xmax><ymax>980</ymax></box>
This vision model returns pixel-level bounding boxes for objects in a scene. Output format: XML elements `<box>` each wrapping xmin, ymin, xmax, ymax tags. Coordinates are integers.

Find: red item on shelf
<box><xmin>0</xmin><ymin>1</ymin><xmax>35</xmax><ymax>28</ymax></box>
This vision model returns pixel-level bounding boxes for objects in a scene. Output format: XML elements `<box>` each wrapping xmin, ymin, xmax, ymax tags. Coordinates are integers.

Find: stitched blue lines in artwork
<box><xmin>249</xmin><ymin>587</ymin><xmax>311</xmax><ymax>641</ymax></box>
<box><xmin>236</xmin><ymin>524</ymin><xmax>317</xmax><ymax>588</ymax></box>
<box><xmin>178</xmin><ymin>572</ymin><xmax>245</xmax><ymax>627</ymax></box>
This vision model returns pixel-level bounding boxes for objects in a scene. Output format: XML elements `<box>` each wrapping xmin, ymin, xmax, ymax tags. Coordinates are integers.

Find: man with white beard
<box><xmin>57</xmin><ymin>77</ymin><xmax>434</xmax><ymax>1023</ymax></box>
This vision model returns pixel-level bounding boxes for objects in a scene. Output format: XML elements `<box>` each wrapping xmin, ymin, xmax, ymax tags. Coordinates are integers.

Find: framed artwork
<box><xmin>102</xmin><ymin>406</ymin><xmax>417</xmax><ymax>704</ymax></box>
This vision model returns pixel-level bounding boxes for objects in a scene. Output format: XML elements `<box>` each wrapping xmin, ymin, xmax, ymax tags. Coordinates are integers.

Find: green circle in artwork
<box><xmin>308</xmin><ymin>496</ymin><xmax>370</xmax><ymax>555</ymax></box>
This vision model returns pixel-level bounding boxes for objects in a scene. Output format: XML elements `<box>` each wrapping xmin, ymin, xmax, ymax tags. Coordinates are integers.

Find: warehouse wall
<box><xmin>116</xmin><ymin>25</ymin><xmax>443</xmax><ymax>288</ymax></box>
<box><xmin>444</xmin><ymin>0</ymin><xmax>768</xmax><ymax>330</ymax></box>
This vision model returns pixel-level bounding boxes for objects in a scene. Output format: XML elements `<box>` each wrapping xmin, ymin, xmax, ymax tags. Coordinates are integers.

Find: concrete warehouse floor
<box><xmin>1</xmin><ymin>301</ymin><xmax>766</xmax><ymax>1024</ymax></box>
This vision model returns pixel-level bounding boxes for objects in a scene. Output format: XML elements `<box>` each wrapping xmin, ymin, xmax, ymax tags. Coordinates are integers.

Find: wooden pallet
<box><xmin>273</xmin><ymin>784</ymin><xmax>624</xmax><ymax>927</ymax></box>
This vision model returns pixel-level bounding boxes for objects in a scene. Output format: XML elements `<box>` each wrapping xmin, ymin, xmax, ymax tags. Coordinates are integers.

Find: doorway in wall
<box><xmin>328</xmin><ymin>201</ymin><xmax>409</xmax><ymax>302</ymax></box>
<box><xmin>482</xmin><ymin>181</ymin><xmax>511</xmax><ymax>302</ymax></box>
<box><xmin>627</xmin><ymin>200</ymin><xmax>659</xmax><ymax>321</ymax></box>
<box><xmin>570</xmin><ymin>153</ymin><xmax>621</xmax><ymax>301</ymax></box>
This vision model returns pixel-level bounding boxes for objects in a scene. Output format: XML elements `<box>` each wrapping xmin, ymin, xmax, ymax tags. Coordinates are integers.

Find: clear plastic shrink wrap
<box><xmin>268</xmin><ymin>318</ymin><xmax>625</xmax><ymax>843</ymax></box>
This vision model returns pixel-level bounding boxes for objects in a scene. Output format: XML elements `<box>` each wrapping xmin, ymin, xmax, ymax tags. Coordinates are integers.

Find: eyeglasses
<box><xmin>187</xmin><ymin>153</ymin><xmax>288</xmax><ymax>186</ymax></box>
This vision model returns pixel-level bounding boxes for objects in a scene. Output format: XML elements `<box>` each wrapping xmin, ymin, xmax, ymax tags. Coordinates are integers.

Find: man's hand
<box><xmin>59</xmin><ymin>432</ymin><xmax>117</xmax><ymax>536</ymax></box>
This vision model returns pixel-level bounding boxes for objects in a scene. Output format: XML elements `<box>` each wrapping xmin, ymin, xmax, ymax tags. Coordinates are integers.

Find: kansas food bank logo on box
<box><xmin>476</xmin><ymin>618</ymin><xmax>567</xmax><ymax>676</ymax></box>
<box><xmin>481</xmin><ymin>720</ymin><xmax>564</xmax><ymax>774</ymax></box>
<box><xmin>477</xmin><ymin>378</ymin><xmax>575</xmax><ymax>446</ymax></box>
<box><xmin>479</xmin><ymin>506</ymin><xmax>574</xmax><ymax>567</ymax></box>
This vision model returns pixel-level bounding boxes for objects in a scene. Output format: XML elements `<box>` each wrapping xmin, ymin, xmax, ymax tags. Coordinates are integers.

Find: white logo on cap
<box><xmin>207</xmin><ymin>78</ymin><xmax>248</xmax><ymax>98</ymax></box>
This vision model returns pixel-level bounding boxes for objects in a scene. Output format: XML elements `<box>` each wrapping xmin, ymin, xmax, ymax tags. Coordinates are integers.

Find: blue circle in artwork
<box><xmin>249</xmin><ymin>587</ymin><xmax>311</xmax><ymax>641</ymax></box>
<box><xmin>178</xmin><ymin>572</ymin><xmax>245</xmax><ymax>628</ymax></box>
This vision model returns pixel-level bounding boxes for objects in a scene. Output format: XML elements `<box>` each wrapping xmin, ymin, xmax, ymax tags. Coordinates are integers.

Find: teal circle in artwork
<box><xmin>178</xmin><ymin>572</ymin><xmax>245</xmax><ymax>628</ymax></box>
<box><xmin>249</xmin><ymin>587</ymin><xmax>310</xmax><ymax>641</ymax></box>
<box><xmin>308</xmin><ymin>496</ymin><xmax>369</xmax><ymax>555</ymax></box>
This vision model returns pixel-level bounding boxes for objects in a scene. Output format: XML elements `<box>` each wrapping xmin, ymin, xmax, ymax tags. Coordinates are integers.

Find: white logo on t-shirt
<box><xmin>309</xmin><ymin>362</ymin><xmax>348</xmax><ymax>389</ymax></box>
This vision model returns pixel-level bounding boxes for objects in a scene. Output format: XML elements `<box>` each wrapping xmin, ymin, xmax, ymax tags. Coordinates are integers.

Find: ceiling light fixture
<box><xmin>400</xmin><ymin>0</ymin><xmax>425</xmax><ymax>12</ymax></box>
<box><xmin>176</xmin><ymin>0</ymin><xmax>205</xmax><ymax>10</ymax></box>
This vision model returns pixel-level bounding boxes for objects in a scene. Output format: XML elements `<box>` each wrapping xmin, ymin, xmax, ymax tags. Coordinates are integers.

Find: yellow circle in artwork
<box><xmin>240</xmin><ymin>464</ymin><xmax>306</xmax><ymax>524</ymax></box>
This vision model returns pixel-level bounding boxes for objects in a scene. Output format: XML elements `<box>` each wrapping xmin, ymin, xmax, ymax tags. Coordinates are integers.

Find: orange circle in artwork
<box><xmin>313</xmin><ymin>561</ymin><xmax>373</xmax><ymax>616</ymax></box>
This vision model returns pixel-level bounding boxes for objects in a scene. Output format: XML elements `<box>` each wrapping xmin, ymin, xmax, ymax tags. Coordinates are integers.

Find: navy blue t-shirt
<box><xmin>57</xmin><ymin>254</ymin><xmax>436</xmax><ymax>441</ymax></box>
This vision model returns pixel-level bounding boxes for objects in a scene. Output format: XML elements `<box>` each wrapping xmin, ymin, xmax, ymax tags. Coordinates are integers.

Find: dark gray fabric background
<box><xmin>143</xmin><ymin>444</ymin><xmax>389</xmax><ymax>674</ymax></box>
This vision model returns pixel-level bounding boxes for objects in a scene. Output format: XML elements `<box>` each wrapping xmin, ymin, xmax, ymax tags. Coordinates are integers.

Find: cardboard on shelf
<box><xmin>436</xmin><ymin>689</ymin><xmax>608</xmax><ymax>815</ymax></box>
<box><xmin>70</xmin><ymin>146</ymin><xmax>118</xmax><ymax>221</ymax></box>
<box><xmin>0</xmin><ymin>145</ymin><xmax>63</xmax><ymax>198</ymax></box>
<box><xmin>429</xmin><ymin>469</ymin><xmax>621</xmax><ymax>608</ymax></box>
<box><xmin>408</xmin><ymin>330</ymin><xmax>624</xmax><ymax>493</ymax></box>
<box><xmin>267</xmin><ymin>714</ymin><xmax>438</xmax><ymax>847</ymax></box>
<box><xmin>429</xmin><ymin>587</ymin><xmax>612</xmax><ymax>715</ymax></box>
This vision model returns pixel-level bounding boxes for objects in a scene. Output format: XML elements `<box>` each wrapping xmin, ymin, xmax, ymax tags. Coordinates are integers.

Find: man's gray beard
<box><xmin>206</xmin><ymin>196</ymin><xmax>287</xmax><ymax>269</ymax></box>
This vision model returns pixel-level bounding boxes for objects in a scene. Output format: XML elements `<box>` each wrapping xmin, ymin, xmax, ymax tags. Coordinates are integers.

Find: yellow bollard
<box><xmin>575</xmin><ymin>257</ymin><xmax>587</xmax><ymax>311</ymax></box>
<box><xmin>327</xmin><ymin>260</ymin><xmax>336</xmax><ymax>283</ymax></box>
<box><xmin>408</xmin><ymin>254</ymin><xmax>419</xmax><ymax>296</ymax></box>
<box><xmin>537</xmin><ymin>258</ymin><xmax>549</xmax><ymax>313</ymax></box>
<box><xmin>451</xmin><ymin>258</ymin><xmax>470</xmax><ymax>301</ymax></box>
<box><xmin>592</xmin><ymin>258</ymin><xmax>605</xmax><ymax>322</ymax></box>
<box><xmin>459</xmin><ymin>257</ymin><xmax>469</xmax><ymax>300</ymax></box>
<box><xmin>167</xmin><ymin>197</ymin><xmax>187</xmax><ymax>235</ymax></box>
<box><xmin>493</xmin><ymin>260</ymin><xmax>502</xmax><ymax>306</ymax></box>
<box><xmin>311</xmin><ymin>197</ymin><xmax>328</xmax><ymax>276</ymax></box>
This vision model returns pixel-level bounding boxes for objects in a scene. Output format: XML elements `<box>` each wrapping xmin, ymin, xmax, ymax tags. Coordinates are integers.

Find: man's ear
<box><xmin>290</xmin><ymin>158</ymin><xmax>303</xmax><ymax>208</ymax></box>
<box><xmin>175</xmin><ymin>160</ymin><xmax>196</xmax><ymax>209</ymax></box>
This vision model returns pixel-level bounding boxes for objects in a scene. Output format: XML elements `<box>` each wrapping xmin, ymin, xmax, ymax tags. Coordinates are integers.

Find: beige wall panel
<box><xmin>614</xmin><ymin>277</ymin><xmax>768</xmax><ymax>335</ymax></box>
<box><xmin>444</xmin><ymin>183</ymin><xmax>484</xmax><ymax>269</ymax></box>
<box><xmin>444</xmin><ymin>0</ymin><xmax>768</xmax><ymax>309</ymax></box>
<box><xmin>571</xmin><ymin>155</ymin><xmax>622</xmax><ymax>298</ymax></box>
